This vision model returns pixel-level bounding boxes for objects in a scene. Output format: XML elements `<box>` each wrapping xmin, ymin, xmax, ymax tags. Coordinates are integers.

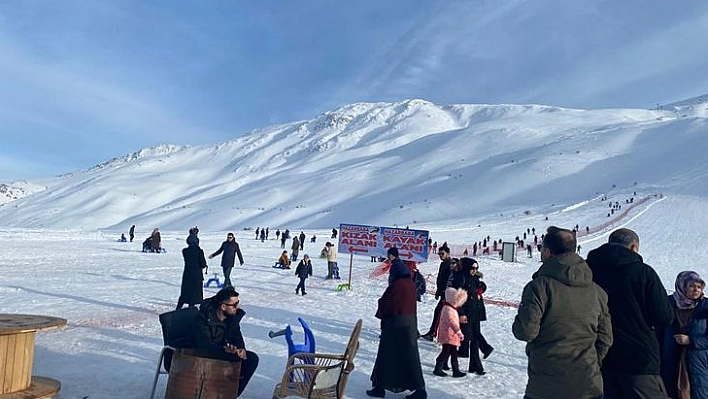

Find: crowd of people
<box><xmin>131</xmin><ymin>220</ymin><xmax>704</xmax><ymax>399</ymax></box>
<box><xmin>513</xmin><ymin>226</ymin><xmax>707</xmax><ymax>399</ymax></box>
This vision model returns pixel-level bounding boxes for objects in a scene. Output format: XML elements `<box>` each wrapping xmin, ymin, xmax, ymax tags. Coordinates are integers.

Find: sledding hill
<box><xmin>1</xmin><ymin>99</ymin><xmax>707</xmax><ymax>230</ymax></box>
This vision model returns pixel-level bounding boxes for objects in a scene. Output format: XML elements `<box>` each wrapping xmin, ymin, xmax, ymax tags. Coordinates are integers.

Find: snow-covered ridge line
<box><xmin>0</xmin><ymin>99</ymin><xmax>706</xmax><ymax>231</ymax></box>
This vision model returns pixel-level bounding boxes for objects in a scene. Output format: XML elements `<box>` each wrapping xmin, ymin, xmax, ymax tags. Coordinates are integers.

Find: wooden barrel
<box><xmin>165</xmin><ymin>349</ymin><xmax>240</xmax><ymax>399</ymax></box>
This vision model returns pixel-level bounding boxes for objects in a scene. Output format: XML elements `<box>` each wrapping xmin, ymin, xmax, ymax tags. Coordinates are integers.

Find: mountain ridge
<box><xmin>1</xmin><ymin>99</ymin><xmax>706</xmax><ymax>231</ymax></box>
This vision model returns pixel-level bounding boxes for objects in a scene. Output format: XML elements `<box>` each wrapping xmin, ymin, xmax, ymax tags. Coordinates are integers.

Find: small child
<box><xmin>434</xmin><ymin>287</ymin><xmax>468</xmax><ymax>378</ymax></box>
<box><xmin>295</xmin><ymin>254</ymin><xmax>313</xmax><ymax>295</ymax></box>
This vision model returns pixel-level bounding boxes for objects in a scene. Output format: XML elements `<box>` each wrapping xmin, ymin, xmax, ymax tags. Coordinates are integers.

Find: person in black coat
<box><xmin>129</xmin><ymin>225</ymin><xmax>135</xmax><ymax>242</ymax></box>
<box><xmin>294</xmin><ymin>254</ymin><xmax>313</xmax><ymax>295</ymax></box>
<box><xmin>586</xmin><ymin>228</ymin><xmax>674</xmax><ymax>398</ymax></box>
<box><xmin>421</xmin><ymin>244</ymin><xmax>452</xmax><ymax>341</ymax></box>
<box><xmin>192</xmin><ymin>288</ymin><xmax>259</xmax><ymax>397</ymax></box>
<box><xmin>176</xmin><ymin>233</ymin><xmax>207</xmax><ymax>310</ymax></box>
<box><xmin>366</xmin><ymin>247</ymin><xmax>427</xmax><ymax>399</ymax></box>
<box><xmin>208</xmin><ymin>233</ymin><xmax>244</xmax><ymax>288</ymax></box>
<box><xmin>453</xmin><ymin>257</ymin><xmax>493</xmax><ymax>375</ymax></box>
<box><xmin>299</xmin><ymin>231</ymin><xmax>306</xmax><ymax>250</ymax></box>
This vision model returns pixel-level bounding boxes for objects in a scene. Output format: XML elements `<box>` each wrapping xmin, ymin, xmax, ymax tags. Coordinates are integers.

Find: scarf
<box><xmin>672</xmin><ymin>271</ymin><xmax>705</xmax><ymax>310</ymax></box>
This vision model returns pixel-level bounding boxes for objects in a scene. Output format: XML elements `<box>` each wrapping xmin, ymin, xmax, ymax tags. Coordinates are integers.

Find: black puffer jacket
<box><xmin>193</xmin><ymin>297</ymin><xmax>246</xmax><ymax>351</ymax></box>
<box><xmin>586</xmin><ymin>243</ymin><xmax>673</xmax><ymax>374</ymax></box>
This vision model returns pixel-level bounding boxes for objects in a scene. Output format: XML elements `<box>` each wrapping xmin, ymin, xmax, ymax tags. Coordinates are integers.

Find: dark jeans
<box><xmin>223</xmin><ymin>266</ymin><xmax>233</xmax><ymax>287</ymax></box>
<box><xmin>296</xmin><ymin>277</ymin><xmax>307</xmax><ymax>294</ymax></box>
<box><xmin>327</xmin><ymin>261</ymin><xmax>337</xmax><ymax>279</ymax></box>
<box><xmin>425</xmin><ymin>297</ymin><xmax>445</xmax><ymax>336</ymax></box>
<box><xmin>603</xmin><ymin>373</ymin><xmax>669</xmax><ymax>399</ymax></box>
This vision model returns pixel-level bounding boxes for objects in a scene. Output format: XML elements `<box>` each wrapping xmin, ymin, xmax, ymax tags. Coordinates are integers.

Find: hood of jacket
<box><xmin>388</xmin><ymin>258</ymin><xmax>411</xmax><ymax>285</ymax></box>
<box><xmin>586</xmin><ymin>242</ymin><xmax>643</xmax><ymax>269</ymax></box>
<box><xmin>536</xmin><ymin>252</ymin><xmax>593</xmax><ymax>287</ymax></box>
<box><xmin>444</xmin><ymin>286</ymin><xmax>468</xmax><ymax>308</ymax></box>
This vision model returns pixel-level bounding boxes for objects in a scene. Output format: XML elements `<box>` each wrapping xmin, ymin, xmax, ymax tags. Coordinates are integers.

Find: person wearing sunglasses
<box><xmin>452</xmin><ymin>257</ymin><xmax>493</xmax><ymax>375</ymax></box>
<box><xmin>192</xmin><ymin>287</ymin><xmax>259</xmax><ymax>397</ymax></box>
<box><xmin>208</xmin><ymin>233</ymin><xmax>245</xmax><ymax>288</ymax></box>
<box><xmin>420</xmin><ymin>243</ymin><xmax>453</xmax><ymax>341</ymax></box>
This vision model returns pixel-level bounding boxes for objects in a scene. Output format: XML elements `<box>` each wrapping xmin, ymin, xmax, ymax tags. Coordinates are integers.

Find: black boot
<box><xmin>433</xmin><ymin>361</ymin><xmax>448</xmax><ymax>377</ymax></box>
<box><xmin>420</xmin><ymin>332</ymin><xmax>434</xmax><ymax>341</ymax></box>
<box><xmin>441</xmin><ymin>362</ymin><xmax>450</xmax><ymax>370</ymax></box>
<box><xmin>406</xmin><ymin>389</ymin><xmax>427</xmax><ymax>399</ymax></box>
<box><xmin>451</xmin><ymin>358</ymin><xmax>467</xmax><ymax>378</ymax></box>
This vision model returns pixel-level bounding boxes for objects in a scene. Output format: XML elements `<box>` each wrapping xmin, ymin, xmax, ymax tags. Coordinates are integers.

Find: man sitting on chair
<box><xmin>192</xmin><ymin>287</ymin><xmax>259</xmax><ymax>397</ymax></box>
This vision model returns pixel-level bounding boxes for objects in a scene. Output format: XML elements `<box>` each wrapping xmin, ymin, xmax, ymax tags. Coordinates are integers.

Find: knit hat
<box><xmin>387</xmin><ymin>247</ymin><xmax>399</xmax><ymax>257</ymax></box>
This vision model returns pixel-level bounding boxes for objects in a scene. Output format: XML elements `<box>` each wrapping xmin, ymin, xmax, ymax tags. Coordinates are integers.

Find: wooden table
<box><xmin>0</xmin><ymin>314</ymin><xmax>67</xmax><ymax>399</ymax></box>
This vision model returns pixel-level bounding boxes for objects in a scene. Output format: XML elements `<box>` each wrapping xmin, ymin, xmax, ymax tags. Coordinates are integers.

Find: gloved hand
<box><xmin>456</xmin><ymin>331</ymin><xmax>465</xmax><ymax>340</ymax></box>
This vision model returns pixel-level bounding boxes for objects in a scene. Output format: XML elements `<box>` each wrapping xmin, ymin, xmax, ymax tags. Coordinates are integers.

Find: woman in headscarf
<box><xmin>366</xmin><ymin>247</ymin><xmax>427</xmax><ymax>399</ymax></box>
<box><xmin>176</xmin><ymin>231</ymin><xmax>208</xmax><ymax>310</ymax></box>
<box><xmin>448</xmin><ymin>257</ymin><xmax>494</xmax><ymax>375</ymax></box>
<box><xmin>660</xmin><ymin>271</ymin><xmax>708</xmax><ymax>399</ymax></box>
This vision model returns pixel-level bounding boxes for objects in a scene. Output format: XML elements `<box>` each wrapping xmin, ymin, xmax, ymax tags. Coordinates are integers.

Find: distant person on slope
<box><xmin>129</xmin><ymin>224</ymin><xmax>135</xmax><ymax>242</ymax></box>
<box><xmin>291</xmin><ymin>236</ymin><xmax>300</xmax><ymax>262</ymax></box>
<box><xmin>325</xmin><ymin>242</ymin><xmax>338</xmax><ymax>279</ymax></box>
<box><xmin>276</xmin><ymin>251</ymin><xmax>291</xmax><ymax>269</ymax></box>
<box><xmin>294</xmin><ymin>254</ymin><xmax>313</xmax><ymax>295</ymax></box>
<box><xmin>176</xmin><ymin>231</ymin><xmax>207</xmax><ymax>310</ymax></box>
<box><xmin>150</xmin><ymin>228</ymin><xmax>162</xmax><ymax>252</ymax></box>
<box><xmin>209</xmin><ymin>232</ymin><xmax>244</xmax><ymax>289</ymax></box>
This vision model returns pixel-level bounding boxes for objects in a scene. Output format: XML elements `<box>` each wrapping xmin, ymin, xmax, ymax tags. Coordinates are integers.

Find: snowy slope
<box><xmin>1</xmin><ymin>99</ymin><xmax>707</xmax><ymax>232</ymax></box>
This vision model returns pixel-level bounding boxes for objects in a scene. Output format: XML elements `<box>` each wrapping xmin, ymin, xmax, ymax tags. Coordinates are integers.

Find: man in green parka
<box><xmin>513</xmin><ymin>226</ymin><xmax>613</xmax><ymax>399</ymax></box>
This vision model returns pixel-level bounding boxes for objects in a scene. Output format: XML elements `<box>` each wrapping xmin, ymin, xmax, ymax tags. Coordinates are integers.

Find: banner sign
<box><xmin>338</xmin><ymin>223</ymin><xmax>429</xmax><ymax>262</ymax></box>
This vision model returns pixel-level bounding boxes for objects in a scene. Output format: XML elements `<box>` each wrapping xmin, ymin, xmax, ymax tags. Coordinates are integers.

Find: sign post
<box><xmin>338</xmin><ymin>223</ymin><xmax>429</xmax><ymax>288</ymax></box>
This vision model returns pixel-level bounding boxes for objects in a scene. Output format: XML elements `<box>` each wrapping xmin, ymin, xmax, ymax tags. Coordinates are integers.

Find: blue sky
<box><xmin>1</xmin><ymin>1</ymin><xmax>707</xmax><ymax>182</ymax></box>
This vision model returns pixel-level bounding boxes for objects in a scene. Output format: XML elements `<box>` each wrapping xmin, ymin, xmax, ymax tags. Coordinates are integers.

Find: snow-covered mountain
<box><xmin>0</xmin><ymin>181</ymin><xmax>47</xmax><ymax>206</ymax></box>
<box><xmin>1</xmin><ymin>99</ymin><xmax>707</xmax><ymax>231</ymax></box>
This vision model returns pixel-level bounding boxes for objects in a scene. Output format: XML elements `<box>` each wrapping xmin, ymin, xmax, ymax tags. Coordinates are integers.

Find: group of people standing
<box><xmin>366</xmin><ymin>244</ymin><xmax>494</xmax><ymax>399</ymax></box>
<box><xmin>419</xmin><ymin>244</ymin><xmax>493</xmax><ymax>377</ymax></box>
<box><xmin>514</xmin><ymin>226</ymin><xmax>708</xmax><ymax>399</ymax></box>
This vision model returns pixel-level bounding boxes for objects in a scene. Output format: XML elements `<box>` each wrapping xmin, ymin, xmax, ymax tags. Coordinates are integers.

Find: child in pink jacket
<box><xmin>434</xmin><ymin>286</ymin><xmax>468</xmax><ymax>377</ymax></box>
